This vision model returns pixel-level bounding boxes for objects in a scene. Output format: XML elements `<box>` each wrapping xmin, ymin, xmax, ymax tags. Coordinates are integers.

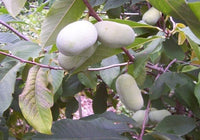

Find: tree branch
<box><xmin>82</xmin><ymin>0</ymin><xmax>102</xmax><ymax>21</ymax></box>
<box><xmin>0</xmin><ymin>51</ymin><xmax>63</xmax><ymax>70</ymax></box>
<box><xmin>0</xmin><ymin>20</ymin><xmax>29</xmax><ymax>41</ymax></box>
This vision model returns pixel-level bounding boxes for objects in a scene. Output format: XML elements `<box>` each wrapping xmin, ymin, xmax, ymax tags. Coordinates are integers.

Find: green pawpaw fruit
<box><xmin>95</xmin><ymin>21</ymin><xmax>135</xmax><ymax>48</ymax></box>
<box><xmin>142</xmin><ymin>7</ymin><xmax>161</xmax><ymax>25</ymax></box>
<box><xmin>149</xmin><ymin>109</ymin><xmax>171</xmax><ymax>123</ymax></box>
<box><xmin>115</xmin><ymin>73</ymin><xmax>144</xmax><ymax>111</ymax></box>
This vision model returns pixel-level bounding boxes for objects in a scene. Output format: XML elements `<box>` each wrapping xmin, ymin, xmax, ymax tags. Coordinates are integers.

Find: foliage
<box><xmin>0</xmin><ymin>0</ymin><xmax>200</xmax><ymax>139</ymax></box>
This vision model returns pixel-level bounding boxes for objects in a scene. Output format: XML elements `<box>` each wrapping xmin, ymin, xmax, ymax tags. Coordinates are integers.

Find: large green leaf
<box><xmin>41</xmin><ymin>0</ymin><xmax>86</xmax><ymax>47</ymax></box>
<box><xmin>0</xmin><ymin>61</ymin><xmax>21</xmax><ymax>116</ymax></box>
<box><xmin>74</xmin><ymin>36</ymin><xmax>162</xmax><ymax>73</ymax></box>
<box><xmin>103</xmin><ymin>0</ymin><xmax>130</xmax><ymax>11</ymax></box>
<box><xmin>2</xmin><ymin>0</ymin><xmax>27</xmax><ymax>17</ymax></box>
<box><xmin>155</xmin><ymin>115</ymin><xmax>196</xmax><ymax>136</ymax></box>
<box><xmin>33</xmin><ymin>118</ymin><xmax>129</xmax><ymax>140</ymax></box>
<box><xmin>0</xmin><ymin>33</ymin><xmax>20</xmax><ymax>44</ymax></box>
<box><xmin>19</xmin><ymin>66</ymin><xmax>53</xmax><ymax>134</ymax></box>
<box><xmin>188</xmin><ymin>1</ymin><xmax>200</xmax><ymax>22</ymax></box>
<box><xmin>149</xmin><ymin>0</ymin><xmax>200</xmax><ymax>38</ymax></box>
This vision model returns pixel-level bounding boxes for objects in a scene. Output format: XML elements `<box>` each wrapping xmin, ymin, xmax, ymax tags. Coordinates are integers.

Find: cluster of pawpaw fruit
<box><xmin>56</xmin><ymin>20</ymin><xmax>135</xmax><ymax>70</ymax></box>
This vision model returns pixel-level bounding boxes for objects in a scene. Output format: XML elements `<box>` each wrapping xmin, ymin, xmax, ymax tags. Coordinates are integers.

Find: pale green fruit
<box><xmin>95</xmin><ymin>21</ymin><xmax>135</xmax><ymax>48</ymax></box>
<box><xmin>56</xmin><ymin>20</ymin><xmax>97</xmax><ymax>56</ymax></box>
<box><xmin>115</xmin><ymin>73</ymin><xmax>144</xmax><ymax>111</ymax></box>
<box><xmin>132</xmin><ymin>110</ymin><xmax>148</xmax><ymax>127</ymax></box>
<box><xmin>149</xmin><ymin>109</ymin><xmax>171</xmax><ymax>123</ymax></box>
<box><xmin>142</xmin><ymin>7</ymin><xmax>161</xmax><ymax>25</ymax></box>
<box><xmin>58</xmin><ymin>45</ymin><xmax>97</xmax><ymax>70</ymax></box>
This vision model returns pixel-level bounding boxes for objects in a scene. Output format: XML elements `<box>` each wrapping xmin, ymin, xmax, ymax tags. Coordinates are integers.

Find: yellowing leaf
<box><xmin>178</xmin><ymin>32</ymin><xmax>186</xmax><ymax>45</ymax></box>
<box><xmin>19</xmin><ymin>66</ymin><xmax>53</xmax><ymax>134</ymax></box>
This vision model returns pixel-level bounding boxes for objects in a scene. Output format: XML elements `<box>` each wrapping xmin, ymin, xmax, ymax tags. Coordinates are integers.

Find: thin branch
<box><xmin>138</xmin><ymin>100</ymin><xmax>151</xmax><ymax>140</ymax></box>
<box><xmin>176</xmin><ymin>60</ymin><xmax>200</xmax><ymax>68</ymax></box>
<box><xmin>88</xmin><ymin>62</ymin><xmax>133</xmax><ymax>71</ymax></box>
<box><xmin>0</xmin><ymin>51</ymin><xmax>63</xmax><ymax>70</ymax></box>
<box><xmin>164</xmin><ymin>58</ymin><xmax>177</xmax><ymax>72</ymax></box>
<box><xmin>121</xmin><ymin>47</ymin><xmax>135</xmax><ymax>62</ymax></box>
<box><xmin>82</xmin><ymin>0</ymin><xmax>102</xmax><ymax>21</ymax></box>
<box><xmin>0</xmin><ymin>20</ymin><xmax>29</xmax><ymax>41</ymax></box>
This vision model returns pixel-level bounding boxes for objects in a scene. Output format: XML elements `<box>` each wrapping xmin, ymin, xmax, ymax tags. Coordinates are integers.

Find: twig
<box><xmin>78</xmin><ymin>94</ymin><xmax>83</xmax><ymax>118</ymax></box>
<box><xmin>0</xmin><ymin>20</ymin><xmax>29</xmax><ymax>41</ymax></box>
<box><xmin>88</xmin><ymin>62</ymin><xmax>133</xmax><ymax>71</ymax></box>
<box><xmin>164</xmin><ymin>58</ymin><xmax>177</xmax><ymax>72</ymax></box>
<box><xmin>121</xmin><ymin>47</ymin><xmax>135</xmax><ymax>62</ymax></box>
<box><xmin>138</xmin><ymin>100</ymin><xmax>151</xmax><ymax>140</ymax></box>
<box><xmin>82</xmin><ymin>0</ymin><xmax>102</xmax><ymax>21</ymax></box>
<box><xmin>176</xmin><ymin>60</ymin><xmax>200</xmax><ymax>67</ymax></box>
<box><xmin>0</xmin><ymin>51</ymin><xmax>63</xmax><ymax>70</ymax></box>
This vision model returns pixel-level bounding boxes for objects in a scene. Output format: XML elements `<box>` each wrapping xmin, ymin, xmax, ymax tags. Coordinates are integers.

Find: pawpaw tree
<box><xmin>0</xmin><ymin>0</ymin><xmax>200</xmax><ymax>139</ymax></box>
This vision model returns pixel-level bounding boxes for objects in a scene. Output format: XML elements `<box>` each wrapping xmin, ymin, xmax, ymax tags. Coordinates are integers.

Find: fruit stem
<box><xmin>82</xmin><ymin>0</ymin><xmax>102</xmax><ymax>22</ymax></box>
<box><xmin>121</xmin><ymin>47</ymin><xmax>135</xmax><ymax>62</ymax></box>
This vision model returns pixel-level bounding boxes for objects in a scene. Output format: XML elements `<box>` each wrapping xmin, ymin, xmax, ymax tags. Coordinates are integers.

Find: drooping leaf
<box><xmin>149</xmin><ymin>0</ymin><xmax>200</xmax><ymax>38</ymax></box>
<box><xmin>194</xmin><ymin>73</ymin><xmax>200</xmax><ymax>107</ymax></box>
<box><xmin>0</xmin><ymin>61</ymin><xmax>21</xmax><ymax>116</ymax></box>
<box><xmin>2</xmin><ymin>0</ymin><xmax>27</xmax><ymax>17</ymax></box>
<box><xmin>33</xmin><ymin>118</ymin><xmax>128</xmax><ymax>140</ymax></box>
<box><xmin>19</xmin><ymin>66</ymin><xmax>53</xmax><ymax>134</ymax></box>
<box><xmin>100</xmin><ymin>55</ymin><xmax>120</xmax><ymax>87</ymax></box>
<box><xmin>92</xmin><ymin>83</ymin><xmax>108</xmax><ymax>114</ymax></box>
<box><xmin>155</xmin><ymin>115</ymin><xmax>196</xmax><ymax>136</ymax></box>
<box><xmin>187</xmin><ymin>37</ymin><xmax>200</xmax><ymax>61</ymax></box>
<box><xmin>62</xmin><ymin>74</ymin><xmax>85</xmax><ymax>97</ymax></box>
<box><xmin>41</xmin><ymin>0</ymin><xmax>86</xmax><ymax>47</ymax></box>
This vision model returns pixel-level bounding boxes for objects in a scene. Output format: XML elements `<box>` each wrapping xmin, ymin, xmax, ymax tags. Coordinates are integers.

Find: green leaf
<box><xmin>74</xmin><ymin>36</ymin><xmax>163</xmax><ymax>73</ymax></box>
<box><xmin>19</xmin><ymin>66</ymin><xmax>53</xmax><ymax>134</ymax></box>
<box><xmin>33</xmin><ymin>118</ymin><xmax>129</xmax><ymax>140</ymax></box>
<box><xmin>149</xmin><ymin>0</ymin><xmax>200</xmax><ymax>38</ymax></box>
<box><xmin>41</xmin><ymin>0</ymin><xmax>86</xmax><ymax>47</ymax></box>
<box><xmin>82</xmin><ymin>111</ymin><xmax>137</xmax><ymax>126</ymax></box>
<box><xmin>92</xmin><ymin>83</ymin><xmax>108</xmax><ymax>114</ymax></box>
<box><xmin>3</xmin><ymin>41</ymin><xmax>41</xmax><ymax>60</ymax></box>
<box><xmin>0</xmin><ymin>33</ymin><xmax>20</xmax><ymax>44</ymax></box>
<box><xmin>0</xmin><ymin>61</ymin><xmax>21</xmax><ymax>116</ymax></box>
<box><xmin>150</xmin><ymin>72</ymin><xmax>188</xmax><ymax>100</ymax></box>
<box><xmin>163</xmin><ymin>37</ymin><xmax>185</xmax><ymax>60</ymax></box>
<box><xmin>188</xmin><ymin>1</ymin><xmax>200</xmax><ymax>22</ymax></box>
<box><xmin>155</xmin><ymin>115</ymin><xmax>196</xmax><ymax>136</ymax></box>
<box><xmin>2</xmin><ymin>0</ymin><xmax>27</xmax><ymax>17</ymax></box>
<box><xmin>62</xmin><ymin>74</ymin><xmax>85</xmax><ymax>97</ymax></box>
<box><xmin>103</xmin><ymin>0</ymin><xmax>130</xmax><ymax>11</ymax></box>
<box><xmin>89</xmin><ymin>0</ymin><xmax>106</xmax><ymax>7</ymax></box>
<box><xmin>100</xmin><ymin>55</ymin><xmax>120</xmax><ymax>87</ymax></box>
<box><xmin>78</xmin><ymin>71</ymin><xmax>97</xmax><ymax>89</ymax></box>
<box><xmin>0</xmin><ymin>14</ymin><xmax>17</xmax><ymax>22</ymax></box>
<box><xmin>187</xmin><ymin>37</ymin><xmax>200</xmax><ymax>60</ymax></box>
<box><xmin>194</xmin><ymin>73</ymin><xmax>200</xmax><ymax>107</ymax></box>
<box><xmin>150</xmin><ymin>132</ymin><xmax>184</xmax><ymax>140</ymax></box>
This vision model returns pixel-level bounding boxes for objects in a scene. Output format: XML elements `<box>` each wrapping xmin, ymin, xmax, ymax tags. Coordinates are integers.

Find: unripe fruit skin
<box><xmin>132</xmin><ymin>110</ymin><xmax>148</xmax><ymax>127</ymax></box>
<box><xmin>58</xmin><ymin>45</ymin><xmax>97</xmax><ymax>70</ymax></box>
<box><xmin>115</xmin><ymin>74</ymin><xmax>144</xmax><ymax>111</ymax></box>
<box><xmin>142</xmin><ymin>7</ymin><xmax>161</xmax><ymax>25</ymax></box>
<box><xmin>56</xmin><ymin>20</ymin><xmax>97</xmax><ymax>56</ymax></box>
<box><xmin>149</xmin><ymin>109</ymin><xmax>171</xmax><ymax>123</ymax></box>
<box><xmin>95</xmin><ymin>21</ymin><xmax>135</xmax><ymax>48</ymax></box>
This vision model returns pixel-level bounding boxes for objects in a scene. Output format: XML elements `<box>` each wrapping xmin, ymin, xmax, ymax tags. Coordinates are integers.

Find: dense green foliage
<box><xmin>0</xmin><ymin>0</ymin><xmax>200</xmax><ymax>139</ymax></box>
